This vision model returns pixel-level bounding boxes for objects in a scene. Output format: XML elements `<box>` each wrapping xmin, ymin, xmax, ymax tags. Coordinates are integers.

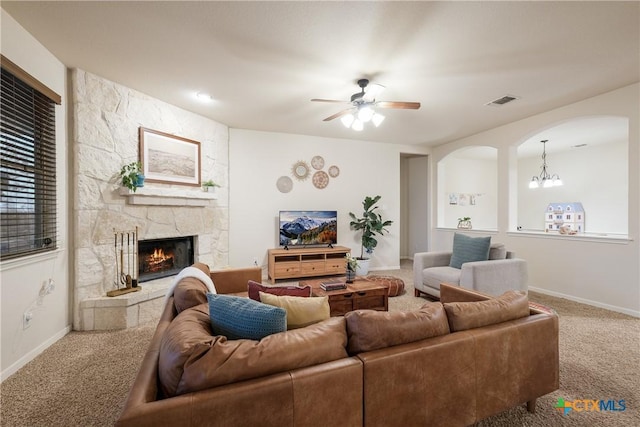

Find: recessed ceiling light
<box><xmin>196</xmin><ymin>92</ymin><xmax>214</xmax><ymax>103</ymax></box>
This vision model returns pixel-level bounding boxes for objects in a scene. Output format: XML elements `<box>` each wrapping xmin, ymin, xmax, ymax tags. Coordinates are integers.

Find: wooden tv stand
<box><xmin>268</xmin><ymin>246</ymin><xmax>350</xmax><ymax>281</ymax></box>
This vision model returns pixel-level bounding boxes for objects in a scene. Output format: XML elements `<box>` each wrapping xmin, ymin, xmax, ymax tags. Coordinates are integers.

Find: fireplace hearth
<box><xmin>138</xmin><ymin>236</ymin><xmax>194</xmax><ymax>282</ymax></box>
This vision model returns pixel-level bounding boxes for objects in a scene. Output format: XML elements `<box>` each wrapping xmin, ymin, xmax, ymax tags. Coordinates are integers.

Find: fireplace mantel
<box><xmin>119</xmin><ymin>187</ymin><xmax>217</xmax><ymax>206</ymax></box>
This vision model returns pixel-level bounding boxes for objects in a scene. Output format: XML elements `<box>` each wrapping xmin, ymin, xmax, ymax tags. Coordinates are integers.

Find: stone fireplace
<box><xmin>138</xmin><ymin>236</ymin><xmax>195</xmax><ymax>282</ymax></box>
<box><xmin>72</xmin><ymin>69</ymin><xmax>230</xmax><ymax>331</ymax></box>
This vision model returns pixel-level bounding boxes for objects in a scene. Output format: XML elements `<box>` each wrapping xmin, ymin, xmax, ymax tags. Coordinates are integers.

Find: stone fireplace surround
<box><xmin>72</xmin><ymin>70</ymin><xmax>230</xmax><ymax>330</ymax></box>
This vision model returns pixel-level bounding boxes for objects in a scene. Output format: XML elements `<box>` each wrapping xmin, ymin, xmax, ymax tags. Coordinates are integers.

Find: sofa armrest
<box><xmin>413</xmin><ymin>251</ymin><xmax>453</xmax><ymax>288</ymax></box>
<box><xmin>210</xmin><ymin>267</ymin><xmax>262</xmax><ymax>295</ymax></box>
<box><xmin>440</xmin><ymin>283</ymin><xmax>492</xmax><ymax>303</ymax></box>
<box><xmin>460</xmin><ymin>258</ymin><xmax>528</xmax><ymax>296</ymax></box>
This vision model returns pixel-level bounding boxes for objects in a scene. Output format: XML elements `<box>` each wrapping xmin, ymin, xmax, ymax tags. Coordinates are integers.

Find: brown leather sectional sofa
<box><xmin>117</xmin><ymin>264</ymin><xmax>559</xmax><ymax>427</ymax></box>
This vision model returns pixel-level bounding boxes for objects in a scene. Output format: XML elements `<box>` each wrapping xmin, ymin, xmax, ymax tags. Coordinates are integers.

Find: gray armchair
<box><xmin>413</xmin><ymin>243</ymin><xmax>528</xmax><ymax>299</ymax></box>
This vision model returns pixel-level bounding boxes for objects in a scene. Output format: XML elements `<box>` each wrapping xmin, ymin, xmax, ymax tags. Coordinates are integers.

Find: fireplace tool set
<box><xmin>107</xmin><ymin>226</ymin><xmax>142</xmax><ymax>297</ymax></box>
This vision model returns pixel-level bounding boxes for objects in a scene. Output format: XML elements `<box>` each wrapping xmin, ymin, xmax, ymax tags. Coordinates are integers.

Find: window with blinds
<box><xmin>1</xmin><ymin>67</ymin><xmax>58</xmax><ymax>260</ymax></box>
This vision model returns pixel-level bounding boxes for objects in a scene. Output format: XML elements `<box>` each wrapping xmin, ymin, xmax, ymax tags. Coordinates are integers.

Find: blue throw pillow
<box><xmin>449</xmin><ymin>233</ymin><xmax>491</xmax><ymax>269</ymax></box>
<box><xmin>206</xmin><ymin>293</ymin><xmax>286</xmax><ymax>340</ymax></box>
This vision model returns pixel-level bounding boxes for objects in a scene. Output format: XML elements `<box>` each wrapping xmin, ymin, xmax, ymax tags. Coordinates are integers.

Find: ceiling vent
<box><xmin>485</xmin><ymin>94</ymin><xmax>520</xmax><ymax>107</ymax></box>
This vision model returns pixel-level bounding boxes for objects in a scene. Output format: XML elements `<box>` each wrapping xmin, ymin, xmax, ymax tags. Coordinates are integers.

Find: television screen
<box><xmin>279</xmin><ymin>210</ymin><xmax>337</xmax><ymax>247</ymax></box>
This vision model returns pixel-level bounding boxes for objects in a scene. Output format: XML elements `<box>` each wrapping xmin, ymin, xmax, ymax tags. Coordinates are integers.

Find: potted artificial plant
<box><xmin>119</xmin><ymin>161</ymin><xmax>144</xmax><ymax>192</ymax></box>
<box><xmin>457</xmin><ymin>216</ymin><xmax>472</xmax><ymax>230</ymax></box>
<box><xmin>348</xmin><ymin>195</ymin><xmax>393</xmax><ymax>276</ymax></box>
<box><xmin>202</xmin><ymin>179</ymin><xmax>220</xmax><ymax>193</ymax></box>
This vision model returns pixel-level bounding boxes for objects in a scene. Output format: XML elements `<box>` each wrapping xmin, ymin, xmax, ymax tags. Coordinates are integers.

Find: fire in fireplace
<box><xmin>138</xmin><ymin>236</ymin><xmax>194</xmax><ymax>282</ymax></box>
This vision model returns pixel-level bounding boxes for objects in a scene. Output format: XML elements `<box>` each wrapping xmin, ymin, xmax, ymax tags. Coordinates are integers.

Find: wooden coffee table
<box><xmin>301</xmin><ymin>277</ymin><xmax>389</xmax><ymax>317</ymax></box>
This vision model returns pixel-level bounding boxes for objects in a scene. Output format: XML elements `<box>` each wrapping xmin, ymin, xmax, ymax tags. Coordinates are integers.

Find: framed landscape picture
<box><xmin>139</xmin><ymin>127</ymin><xmax>201</xmax><ymax>186</ymax></box>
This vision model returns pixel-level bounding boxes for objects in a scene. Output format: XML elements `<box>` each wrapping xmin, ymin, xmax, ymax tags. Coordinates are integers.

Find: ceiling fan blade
<box><xmin>362</xmin><ymin>83</ymin><xmax>385</xmax><ymax>102</ymax></box>
<box><xmin>376</xmin><ymin>101</ymin><xmax>421</xmax><ymax>110</ymax></box>
<box><xmin>311</xmin><ymin>98</ymin><xmax>349</xmax><ymax>103</ymax></box>
<box><xmin>323</xmin><ymin>108</ymin><xmax>354</xmax><ymax>122</ymax></box>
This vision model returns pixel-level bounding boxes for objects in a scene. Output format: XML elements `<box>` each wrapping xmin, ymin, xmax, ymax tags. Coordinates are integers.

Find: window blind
<box><xmin>1</xmin><ymin>67</ymin><xmax>58</xmax><ymax>260</ymax></box>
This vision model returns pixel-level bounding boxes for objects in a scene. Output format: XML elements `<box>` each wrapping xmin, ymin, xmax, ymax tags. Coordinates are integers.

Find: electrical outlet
<box><xmin>23</xmin><ymin>311</ymin><xmax>33</xmax><ymax>329</ymax></box>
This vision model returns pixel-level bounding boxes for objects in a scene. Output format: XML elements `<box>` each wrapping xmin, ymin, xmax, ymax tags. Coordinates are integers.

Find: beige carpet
<box><xmin>1</xmin><ymin>260</ymin><xmax>639</xmax><ymax>426</ymax></box>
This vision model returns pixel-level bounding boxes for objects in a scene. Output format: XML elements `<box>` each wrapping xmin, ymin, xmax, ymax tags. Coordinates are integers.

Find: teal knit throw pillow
<box><xmin>449</xmin><ymin>233</ymin><xmax>491</xmax><ymax>269</ymax></box>
<box><xmin>207</xmin><ymin>293</ymin><xmax>286</xmax><ymax>340</ymax></box>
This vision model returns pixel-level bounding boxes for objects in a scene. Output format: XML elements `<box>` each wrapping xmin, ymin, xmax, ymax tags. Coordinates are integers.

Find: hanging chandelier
<box><xmin>529</xmin><ymin>139</ymin><xmax>563</xmax><ymax>189</ymax></box>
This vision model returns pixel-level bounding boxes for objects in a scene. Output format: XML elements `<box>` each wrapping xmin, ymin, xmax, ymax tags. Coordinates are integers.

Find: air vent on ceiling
<box><xmin>485</xmin><ymin>94</ymin><xmax>520</xmax><ymax>107</ymax></box>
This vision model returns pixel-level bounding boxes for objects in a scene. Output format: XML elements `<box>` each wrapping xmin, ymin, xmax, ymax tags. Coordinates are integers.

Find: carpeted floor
<box><xmin>1</xmin><ymin>260</ymin><xmax>638</xmax><ymax>426</ymax></box>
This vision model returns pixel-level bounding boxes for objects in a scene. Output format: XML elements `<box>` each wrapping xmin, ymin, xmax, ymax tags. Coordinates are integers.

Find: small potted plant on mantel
<box><xmin>202</xmin><ymin>179</ymin><xmax>220</xmax><ymax>193</ymax></box>
<box><xmin>349</xmin><ymin>195</ymin><xmax>393</xmax><ymax>276</ymax></box>
<box><xmin>119</xmin><ymin>161</ymin><xmax>145</xmax><ymax>192</ymax></box>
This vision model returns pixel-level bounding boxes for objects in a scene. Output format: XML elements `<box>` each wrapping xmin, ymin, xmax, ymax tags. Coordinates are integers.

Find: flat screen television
<box><xmin>279</xmin><ymin>210</ymin><xmax>337</xmax><ymax>247</ymax></box>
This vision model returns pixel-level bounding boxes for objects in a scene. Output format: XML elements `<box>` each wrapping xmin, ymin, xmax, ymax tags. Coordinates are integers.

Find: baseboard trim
<box><xmin>528</xmin><ymin>286</ymin><xmax>640</xmax><ymax>318</ymax></box>
<box><xmin>1</xmin><ymin>325</ymin><xmax>71</xmax><ymax>383</ymax></box>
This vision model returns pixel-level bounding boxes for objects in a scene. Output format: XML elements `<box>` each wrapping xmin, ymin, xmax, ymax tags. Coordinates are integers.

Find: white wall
<box><xmin>430</xmin><ymin>83</ymin><xmax>640</xmax><ymax>317</ymax></box>
<box><xmin>228</xmin><ymin>129</ymin><xmax>429</xmax><ymax>274</ymax></box>
<box><xmin>1</xmin><ymin>10</ymin><xmax>70</xmax><ymax>380</ymax></box>
<box><xmin>518</xmin><ymin>140</ymin><xmax>628</xmax><ymax>233</ymax></box>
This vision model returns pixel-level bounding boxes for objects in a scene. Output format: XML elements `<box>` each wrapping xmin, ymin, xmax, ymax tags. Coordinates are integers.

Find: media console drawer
<box><xmin>268</xmin><ymin>246</ymin><xmax>350</xmax><ymax>281</ymax></box>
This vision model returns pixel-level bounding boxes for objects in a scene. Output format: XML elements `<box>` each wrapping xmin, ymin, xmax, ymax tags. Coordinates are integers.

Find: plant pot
<box><xmin>457</xmin><ymin>220</ymin><xmax>472</xmax><ymax>230</ymax></box>
<box><xmin>346</xmin><ymin>268</ymin><xmax>356</xmax><ymax>283</ymax></box>
<box><xmin>135</xmin><ymin>174</ymin><xmax>145</xmax><ymax>188</ymax></box>
<box><xmin>355</xmin><ymin>258</ymin><xmax>370</xmax><ymax>276</ymax></box>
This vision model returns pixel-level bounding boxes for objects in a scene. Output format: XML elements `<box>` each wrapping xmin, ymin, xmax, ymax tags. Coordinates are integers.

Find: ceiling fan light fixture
<box><xmin>351</xmin><ymin>119</ymin><xmax>364</xmax><ymax>131</ymax></box>
<box><xmin>357</xmin><ymin>106</ymin><xmax>375</xmax><ymax>122</ymax></box>
<box><xmin>341</xmin><ymin>113</ymin><xmax>354</xmax><ymax>128</ymax></box>
<box><xmin>372</xmin><ymin>112</ymin><xmax>385</xmax><ymax>127</ymax></box>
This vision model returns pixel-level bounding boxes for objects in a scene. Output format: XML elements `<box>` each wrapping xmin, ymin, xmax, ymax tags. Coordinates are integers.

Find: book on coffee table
<box><xmin>320</xmin><ymin>279</ymin><xmax>347</xmax><ymax>291</ymax></box>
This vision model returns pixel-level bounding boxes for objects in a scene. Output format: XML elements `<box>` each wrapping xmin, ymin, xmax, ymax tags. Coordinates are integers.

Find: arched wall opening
<box><xmin>437</xmin><ymin>146</ymin><xmax>498</xmax><ymax>231</ymax></box>
<box><xmin>515</xmin><ymin>115</ymin><xmax>629</xmax><ymax>235</ymax></box>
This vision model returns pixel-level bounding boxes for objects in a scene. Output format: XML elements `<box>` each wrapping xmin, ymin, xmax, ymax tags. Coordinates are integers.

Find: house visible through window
<box><xmin>1</xmin><ymin>64</ymin><xmax>59</xmax><ymax>260</ymax></box>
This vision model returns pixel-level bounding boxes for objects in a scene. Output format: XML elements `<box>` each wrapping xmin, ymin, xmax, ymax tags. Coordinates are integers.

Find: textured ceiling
<box><xmin>3</xmin><ymin>1</ymin><xmax>639</xmax><ymax>148</ymax></box>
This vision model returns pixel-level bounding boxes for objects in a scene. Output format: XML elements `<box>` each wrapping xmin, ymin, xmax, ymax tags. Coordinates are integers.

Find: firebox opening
<box><xmin>138</xmin><ymin>236</ymin><xmax>194</xmax><ymax>282</ymax></box>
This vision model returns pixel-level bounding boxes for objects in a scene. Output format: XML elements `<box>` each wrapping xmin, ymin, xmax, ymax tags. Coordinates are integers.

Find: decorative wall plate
<box><xmin>312</xmin><ymin>171</ymin><xmax>329</xmax><ymax>189</ymax></box>
<box><xmin>328</xmin><ymin>165</ymin><xmax>340</xmax><ymax>178</ymax></box>
<box><xmin>291</xmin><ymin>161</ymin><xmax>310</xmax><ymax>181</ymax></box>
<box><xmin>276</xmin><ymin>176</ymin><xmax>293</xmax><ymax>193</ymax></box>
<box><xmin>311</xmin><ymin>155</ymin><xmax>325</xmax><ymax>170</ymax></box>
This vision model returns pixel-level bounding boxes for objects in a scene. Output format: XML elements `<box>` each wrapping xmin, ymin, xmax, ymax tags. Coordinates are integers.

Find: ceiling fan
<box><xmin>311</xmin><ymin>79</ymin><xmax>420</xmax><ymax>130</ymax></box>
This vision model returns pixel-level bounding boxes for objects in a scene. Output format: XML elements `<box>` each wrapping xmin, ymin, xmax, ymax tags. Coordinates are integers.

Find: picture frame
<box><xmin>139</xmin><ymin>127</ymin><xmax>201</xmax><ymax>186</ymax></box>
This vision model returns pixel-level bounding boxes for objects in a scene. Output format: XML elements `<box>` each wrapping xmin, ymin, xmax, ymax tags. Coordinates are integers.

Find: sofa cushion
<box><xmin>159</xmin><ymin>303</ymin><xmax>349</xmax><ymax>396</ymax></box>
<box><xmin>422</xmin><ymin>266</ymin><xmax>462</xmax><ymax>289</ymax></box>
<box><xmin>449</xmin><ymin>233</ymin><xmax>491</xmax><ymax>269</ymax></box>
<box><xmin>207</xmin><ymin>293</ymin><xmax>286</xmax><ymax>340</ymax></box>
<box><xmin>488</xmin><ymin>243</ymin><xmax>507</xmax><ymax>260</ymax></box>
<box><xmin>443</xmin><ymin>290</ymin><xmax>529</xmax><ymax>332</ymax></box>
<box><xmin>172</xmin><ymin>262</ymin><xmax>212</xmax><ymax>313</ymax></box>
<box><xmin>344</xmin><ymin>302</ymin><xmax>450</xmax><ymax>354</ymax></box>
<box><xmin>259</xmin><ymin>292</ymin><xmax>330</xmax><ymax>329</ymax></box>
<box><xmin>247</xmin><ymin>280</ymin><xmax>312</xmax><ymax>301</ymax></box>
